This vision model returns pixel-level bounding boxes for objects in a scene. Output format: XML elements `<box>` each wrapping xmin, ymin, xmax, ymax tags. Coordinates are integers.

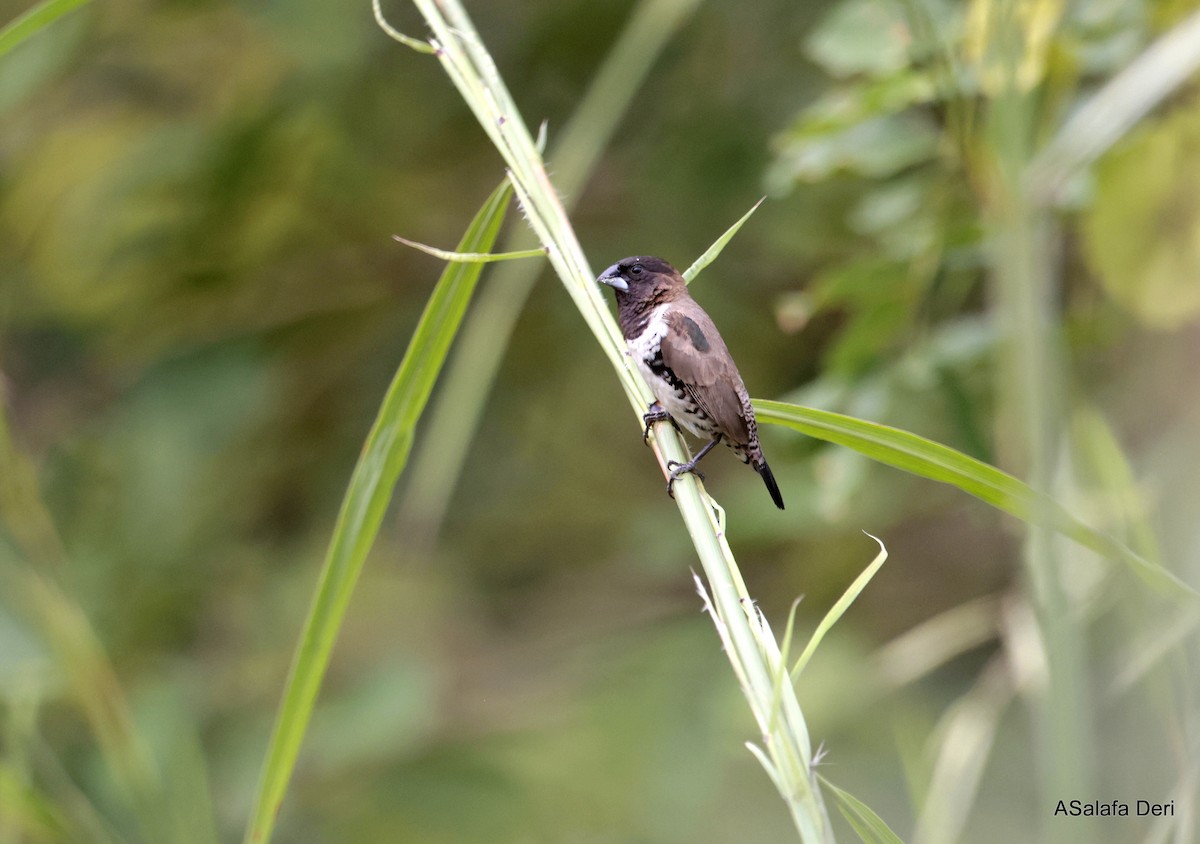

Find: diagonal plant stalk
<box><xmin>406</xmin><ymin>0</ymin><xmax>837</xmax><ymax>839</ymax></box>
<box><xmin>393</xmin><ymin>0</ymin><xmax>703</xmax><ymax>555</ymax></box>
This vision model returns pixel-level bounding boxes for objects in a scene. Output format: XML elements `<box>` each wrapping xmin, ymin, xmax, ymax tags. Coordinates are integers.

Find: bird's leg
<box><xmin>666</xmin><ymin>437</ymin><xmax>722</xmax><ymax>498</ymax></box>
<box><xmin>641</xmin><ymin>401</ymin><xmax>679</xmax><ymax>444</ymax></box>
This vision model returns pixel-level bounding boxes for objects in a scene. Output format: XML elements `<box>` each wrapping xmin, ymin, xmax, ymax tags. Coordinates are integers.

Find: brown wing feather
<box><xmin>661</xmin><ymin>306</ymin><xmax>753</xmax><ymax>446</ymax></box>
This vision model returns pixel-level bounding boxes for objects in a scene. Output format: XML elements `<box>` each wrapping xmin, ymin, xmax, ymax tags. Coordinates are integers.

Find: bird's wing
<box><xmin>661</xmin><ymin>307</ymin><xmax>752</xmax><ymax>445</ymax></box>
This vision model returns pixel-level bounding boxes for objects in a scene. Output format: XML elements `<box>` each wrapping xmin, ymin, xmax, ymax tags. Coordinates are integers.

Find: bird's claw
<box><xmin>641</xmin><ymin>403</ymin><xmax>675</xmax><ymax>444</ymax></box>
<box><xmin>665</xmin><ymin>459</ymin><xmax>705</xmax><ymax>498</ymax></box>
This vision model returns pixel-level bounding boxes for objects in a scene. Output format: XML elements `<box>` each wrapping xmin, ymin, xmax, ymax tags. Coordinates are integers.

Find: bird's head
<box><xmin>597</xmin><ymin>256</ymin><xmax>684</xmax><ymax>302</ymax></box>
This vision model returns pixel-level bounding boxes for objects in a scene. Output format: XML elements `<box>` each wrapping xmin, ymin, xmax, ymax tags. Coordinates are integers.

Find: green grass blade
<box><xmin>755</xmin><ymin>400</ymin><xmax>1197</xmax><ymax>600</ymax></box>
<box><xmin>391</xmin><ymin>235</ymin><xmax>546</xmax><ymax>263</ymax></box>
<box><xmin>682</xmin><ymin>196</ymin><xmax>765</xmax><ymax>284</ymax></box>
<box><xmin>819</xmin><ymin>775</ymin><xmax>905</xmax><ymax>844</ymax></box>
<box><xmin>791</xmin><ymin>534</ymin><xmax>887</xmax><ymax>681</ymax></box>
<box><xmin>0</xmin><ymin>0</ymin><xmax>89</xmax><ymax>58</ymax></box>
<box><xmin>242</xmin><ymin>180</ymin><xmax>512</xmax><ymax>844</ymax></box>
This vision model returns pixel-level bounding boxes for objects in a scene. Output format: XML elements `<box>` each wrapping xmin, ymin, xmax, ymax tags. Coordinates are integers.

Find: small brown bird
<box><xmin>598</xmin><ymin>256</ymin><xmax>784</xmax><ymax>509</ymax></box>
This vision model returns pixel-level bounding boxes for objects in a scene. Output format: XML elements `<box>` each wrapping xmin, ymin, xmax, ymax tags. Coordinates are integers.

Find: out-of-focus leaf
<box><xmin>1082</xmin><ymin>109</ymin><xmax>1200</xmax><ymax>330</ymax></box>
<box><xmin>805</xmin><ymin>258</ymin><xmax>916</xmax><ymax>376</ymax></box>
<box><xmin>766</xmin><ymin>71</ymin><xmax>938</xmax><ymax>191</ymax></box>
<box><xmin>777</xmin><ymin>73</ymin><xmax>936</xmax><ymax>137</ymax></box>
<box><xmin>806</xmin><ymin>0</ymin><xmax>911</xmax><ymax>78</ymax></box>
<box><xmin>849</xmin><ymin>179</ymin><xmax>926</xmax><ymax>237</ymax></box>
<box><xmin>1066</xmin><ymin>0</ymin><xmax>1144</xmax><ymax>74</ymax></box>
<box><xmin>963</xmin><ymin>0</ymin><xmax>1064</xmax><ymax>93</ymax></box>
<box><xmin>846</xmin><ymin>176</ymin><xmax>953</xmax><ymax>262</ymax></box>
<box><xmin>773</xmin><ymin>112</ymin><xmax>939</xmax><ymax>183</ymax></box>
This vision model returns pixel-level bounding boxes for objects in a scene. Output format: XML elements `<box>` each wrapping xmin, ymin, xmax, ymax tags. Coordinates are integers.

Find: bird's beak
<box><xmin>597</xmin><ymin>263</ymin><xmax>628</xmax><ymax>292</ymax></box>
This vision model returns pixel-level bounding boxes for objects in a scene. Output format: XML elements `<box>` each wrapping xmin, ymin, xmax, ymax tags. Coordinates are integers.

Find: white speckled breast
<box><xmin>627</xmin><ymin>304</ymin><xmax>709</xmax><ymax>438</ymax></box>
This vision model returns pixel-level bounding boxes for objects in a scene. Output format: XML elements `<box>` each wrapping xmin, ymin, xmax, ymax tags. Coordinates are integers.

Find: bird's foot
<box><xmin>665</xmin><ymin>458</ymin><xmax>705</xmax><ymax>498</ymax></box>
<box><xmin>641</xmin><ymin>402</ymin><xmax>678</xmax><ymax>444</ymax></box>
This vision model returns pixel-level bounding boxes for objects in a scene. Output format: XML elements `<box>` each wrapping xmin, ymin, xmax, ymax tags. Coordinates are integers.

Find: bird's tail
<box><xmin>755</xmin><ymin>460</ymin><xmax>785</xmax><ymax>510</ymax></box>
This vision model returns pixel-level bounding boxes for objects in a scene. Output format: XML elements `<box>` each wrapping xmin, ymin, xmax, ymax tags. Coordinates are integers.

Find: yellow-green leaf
<box><xmin>1083</xmin><ymin>110</ymin><xmax>1200</xmax><ymax>329</ymax></box>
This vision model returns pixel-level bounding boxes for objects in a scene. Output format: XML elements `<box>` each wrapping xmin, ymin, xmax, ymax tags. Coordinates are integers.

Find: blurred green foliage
<box><xmin>1084</xmin><ymin>108</ymin><xmax>1200</xmax><ymax>328</ymax></box>
<box><xmin>2</xmin><ymin>0</ymin><xmax>1199</xmax><ymax>841</ymax></box>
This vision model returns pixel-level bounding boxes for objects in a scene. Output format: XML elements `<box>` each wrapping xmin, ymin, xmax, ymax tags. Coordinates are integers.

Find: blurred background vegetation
<box><xmin>2</xmin><ymin>0</ymin><xmax>1199</xmax><ymax>841</ymax></box>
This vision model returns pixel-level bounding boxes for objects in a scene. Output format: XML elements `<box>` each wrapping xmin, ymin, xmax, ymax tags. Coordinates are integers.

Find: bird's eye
<box><xmin>630</xmin><ymin>264</ymin><xmax>644</xmax><ymax>275</ymax></box>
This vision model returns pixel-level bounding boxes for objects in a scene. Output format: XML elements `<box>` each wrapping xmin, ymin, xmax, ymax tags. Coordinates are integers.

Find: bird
<box><xmin>597</xmin><ymin>256</ymin><xmax>784</xmax><ymax>509</ymax></box>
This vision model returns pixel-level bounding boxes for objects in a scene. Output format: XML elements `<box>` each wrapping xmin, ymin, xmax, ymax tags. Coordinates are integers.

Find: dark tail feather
<box><xmin>756</xmin><ymin>460</ymin><xmax>785</xmax><ymax>510</ymax></box>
